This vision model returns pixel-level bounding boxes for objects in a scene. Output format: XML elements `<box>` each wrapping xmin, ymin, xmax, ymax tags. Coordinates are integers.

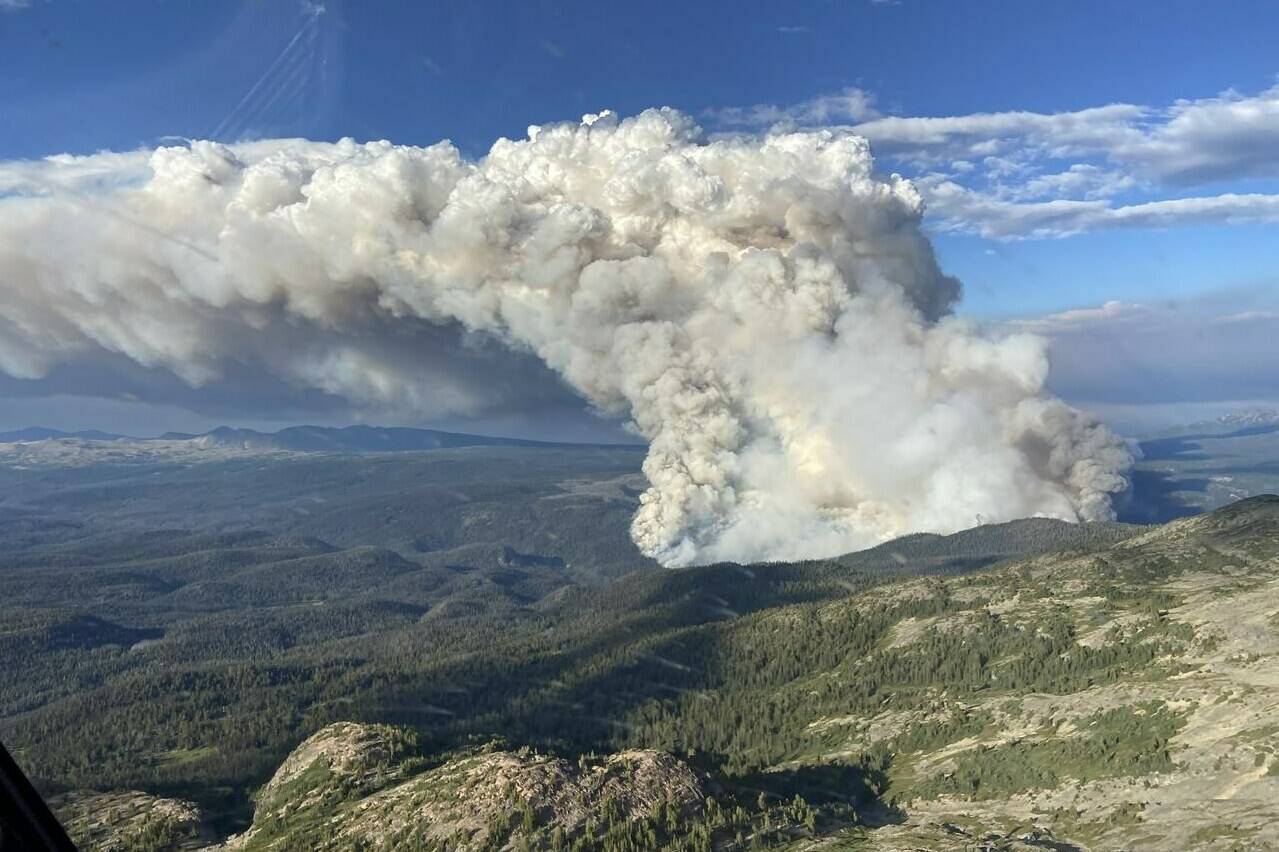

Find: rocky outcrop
<box><xmin>219</xmin><ymin>723</ymin><xmax>705</xmax><ymax>850</ymax></box>
<box><xmin>53</xmin><ymin>790</ymin><xmax>213</xmax><ymax>851</ymax></box>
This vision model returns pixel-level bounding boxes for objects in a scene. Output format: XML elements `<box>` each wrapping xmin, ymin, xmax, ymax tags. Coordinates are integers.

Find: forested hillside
<box><xmin>4</xmin><ymin>446</ymin><xmax>1278</xmax><ymax>849</ymax></box>
<box><xmin>30</xmin><ymin>491</ymin><xmax>1279</xmax><ymax>849</ymax></box>
<box><xmin>78</xmin><ymin>494</ymin><xmax>1277</xmax><ymax>851</ymax></box>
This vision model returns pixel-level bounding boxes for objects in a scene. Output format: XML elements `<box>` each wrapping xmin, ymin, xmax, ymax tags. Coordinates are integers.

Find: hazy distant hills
<box><xmin>1124</xmin><ymin>408</ymin><xmax>1279</xmax><ymax>523</ymax></box>
<box><xmin>1151</xmin><ymin>407</ymin><xmax>1279</xmax><ymax>436</ymax></box>
<box><xmin>175</xmin><ymin>424</ymin><xmax>597</xmax><ymax>452</ymax></box>
<box><xmin>0</xmin><ymin>423</ymin><xmax>638</xmax><ymax>452</ymax></box>
<box><xmin>0</xmin><ymin>427</ymin><xmax>127</xmax><ymax>442</ymax></box>
<box><xmin>7</xmin><ymin>415</ymin><xmax>1276</xmax><ymax>527</ymax></box>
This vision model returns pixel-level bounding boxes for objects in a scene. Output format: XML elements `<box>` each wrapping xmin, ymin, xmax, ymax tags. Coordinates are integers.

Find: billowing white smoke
<box><xmin>0</xmin><ymin>109</ymin><xmax>1131</xmax><ymax>565</ymax></box>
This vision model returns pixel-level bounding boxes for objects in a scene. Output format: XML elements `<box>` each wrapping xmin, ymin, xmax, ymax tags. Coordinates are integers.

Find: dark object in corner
<box><xmin>0</xmin><ymin>740</ymin><xmax>77</xmax><ymax>851</ymax></box>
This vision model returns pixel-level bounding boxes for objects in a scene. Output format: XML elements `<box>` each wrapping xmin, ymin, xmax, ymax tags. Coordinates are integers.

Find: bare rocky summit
<box><xmin>213</xmin><ymin>723</ymin><xmax>705</xmax><ymax>850</ymax></box>
<box><xmin>52</xmin><ymin>789</ymin><xmax>214</xmax><ymax>851</ymax></box>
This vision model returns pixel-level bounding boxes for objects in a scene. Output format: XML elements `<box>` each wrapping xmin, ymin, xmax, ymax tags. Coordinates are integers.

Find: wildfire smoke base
<box><xmin>0</xmin><ymin>109</ymin><xmax>1132</xmax><ymax>565</ymax></box>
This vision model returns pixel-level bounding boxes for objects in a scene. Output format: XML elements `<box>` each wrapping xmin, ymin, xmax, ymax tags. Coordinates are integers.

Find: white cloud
<box><xmin>1014</xmin><ymin>300</ymin><xmax>1137</xmax><ymax>330</ymax></box>
<box><xmin>707</xmin><ymin>82</ymin><xmax>1279</xmax><ymax>238</ymax></box>
<box><xmin>1122</xmin><ymin>85</ymin><xmax>1279</xmax><ymax>184</ymax></box>
<box><xmin>706</xmin><ymin>87</ymin><xmax>880</xmax><ymax>128</ymax></box>
<box><xmin>919</xmin><ymin>176</ymin><xmax>1279</xmax><ymax>239</ymax></box>
<box><xmin>1006</xmin><ymin>164</ymin><xmax>1135</xmax><ymax>201</ymax></box>
<box><xmin>849</xmin><ymin>85</ymin><xmax>1279</xmax><ymax>184</ymax></box>
<box><xmin>852</xmin><ymin>103</ymin><xmax>1147</xmax><ymax>165</ymax></box>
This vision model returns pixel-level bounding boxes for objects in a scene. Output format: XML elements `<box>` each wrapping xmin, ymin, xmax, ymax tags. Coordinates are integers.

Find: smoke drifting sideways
<box><xmin>0</xmin><ymin>109</ymin><xmax>1132</xmax><ymax>566</ymax></box>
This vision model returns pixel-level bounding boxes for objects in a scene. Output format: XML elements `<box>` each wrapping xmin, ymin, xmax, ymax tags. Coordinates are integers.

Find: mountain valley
<box><xmin>1</xmin><ymin>439</ymin><xmax>1277</xmax><ymax>850</ymax></box>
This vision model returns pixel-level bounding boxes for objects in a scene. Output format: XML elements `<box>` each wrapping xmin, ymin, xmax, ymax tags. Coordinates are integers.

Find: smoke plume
<box><xmin>0</xmin><ymin>109</ymin><xmax>1132</xmax><ymax>565</ymax></box>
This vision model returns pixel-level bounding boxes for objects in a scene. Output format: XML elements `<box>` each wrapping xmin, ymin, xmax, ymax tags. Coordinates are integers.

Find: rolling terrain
<box><xmin>22</xmin><ymin>495</ymin><xmax>1279</xmax><ymax>851</ymax></box>
<box><xmin>2</xmin><ymin>430</ymin><xmax>1279</xmax><ymax>849</ymax></box>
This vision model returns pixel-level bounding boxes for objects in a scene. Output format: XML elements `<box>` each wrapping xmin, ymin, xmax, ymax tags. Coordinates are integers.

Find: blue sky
<box><xmin>1</xmin><ymin>0</ymin><xmax>1277</xmax><ymax>435</ymax></box>
<box><xmin>4</xmin><ymin>1</ymin><xmax>1278</xmax><ymax>154</ymax></box>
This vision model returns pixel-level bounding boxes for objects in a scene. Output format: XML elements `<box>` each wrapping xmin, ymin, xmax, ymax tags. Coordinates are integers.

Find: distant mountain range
<box><xmin>0</xmin><ymin>427</ymin><xmax>128</xmax><ymax>443</ymax></box>
<box><xmin>9</xmin><ymin>412</ymin><xmax>1277</xmax><ymax>453</ymax></box>
<box><xmin>5</xmin><ymin>415</ymin><xmax>1276</xmax><ymax>526</ymax></box>
<box><xmin>1214</xmin><ymin>408</ymin><xmax>1279</xmax><ymax>427</ymax></box>
<box><xmin>171</xmin><ymin>424</ymin><xmax>583</xmax><ymax>452</ymax></box>
<box><xmin>0</xmin><ymin>424</ymin><xmax>640</xmax><ymax>452</ymax></box>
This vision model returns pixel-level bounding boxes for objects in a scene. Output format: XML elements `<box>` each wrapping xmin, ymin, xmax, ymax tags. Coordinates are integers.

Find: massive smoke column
<box><xmin>0</xmin><ymin>109</ymin><xmax>1131</xmax><ymax>565</ymax></box>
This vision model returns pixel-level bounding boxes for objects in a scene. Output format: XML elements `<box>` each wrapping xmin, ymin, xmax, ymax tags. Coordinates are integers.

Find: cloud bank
<box><xmin>851</xmin><ymin>84</ymin><xmax>1279</xmax><ymax>186</ymax></box>
<box><xmin>0</xmin><ymin>110</ymin><xmax>1131</xmax><ymax>564</ymax></box>
<box><xmin>1012</xmin><ymin>293</ymin><xmax>1279</xmax><ymax>417</ymax></box>
<box><xmin>711</xmin><ymin>83</ymin><xmax>1279</xmax><ymax>239</ymax></box>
